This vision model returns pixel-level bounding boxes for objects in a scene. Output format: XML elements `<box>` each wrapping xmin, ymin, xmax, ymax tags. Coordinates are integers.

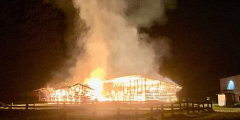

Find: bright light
<box><xmin>227</xmin><ymin>80</ymin><xmax>234</xmax><ymax>90</ymax></box>
<box><xmin>46</xmin><ymin>74</ymin><xmax>182</xmax><ymax>103</ymax></box>
<box><xmin>84</xmin><ymin>68</ymin><xmax>109</xmax><ymax>101</ymax></box>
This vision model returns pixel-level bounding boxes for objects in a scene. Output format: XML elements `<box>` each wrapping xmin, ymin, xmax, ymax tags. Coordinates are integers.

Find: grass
<box><xmin>2</xmin><ymin>104</ymin><xmax>240</xmax><ymax>120</ymax></box>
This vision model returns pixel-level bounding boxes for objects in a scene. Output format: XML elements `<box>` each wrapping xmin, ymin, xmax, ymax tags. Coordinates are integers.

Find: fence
<box><xmin>0</xmin><ymin>101</ymin><xmax>213</xmax><ymax>119</ymax></box>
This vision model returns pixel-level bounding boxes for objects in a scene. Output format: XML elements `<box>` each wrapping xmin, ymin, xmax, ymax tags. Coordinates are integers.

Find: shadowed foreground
<box><xmin>164</xmin><ymin>112</ymin><xmax>240</xmax><ymax>120</ymax></box>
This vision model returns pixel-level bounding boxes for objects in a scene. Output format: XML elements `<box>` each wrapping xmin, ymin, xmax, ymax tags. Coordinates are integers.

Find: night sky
<box><xmin>0</xmin><ymin>0</ymin><xmax>240</xmax><ymax>99</ymax></box>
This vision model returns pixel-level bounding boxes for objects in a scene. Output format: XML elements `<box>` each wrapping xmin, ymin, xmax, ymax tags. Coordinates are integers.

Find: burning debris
<box><xmin>39</xmin><ymin>75</ymin><xmax>181</xmax><ymax>103</ymax></box>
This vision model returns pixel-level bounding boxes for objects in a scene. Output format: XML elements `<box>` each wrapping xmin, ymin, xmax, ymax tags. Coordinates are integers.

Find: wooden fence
<box><xmin>0</xmin><ymin>101</ymin><xmax>213</xmax><ymax>119</ymax></box>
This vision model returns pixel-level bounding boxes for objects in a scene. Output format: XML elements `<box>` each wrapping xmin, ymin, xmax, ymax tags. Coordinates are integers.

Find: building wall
<box><xmin>220</xmin><ymin>74</ymin><xmax>240</xmax><ymax>101</ymax></box>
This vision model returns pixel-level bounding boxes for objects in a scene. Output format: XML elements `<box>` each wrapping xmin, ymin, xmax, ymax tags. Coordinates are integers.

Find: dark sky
<box><xmin>0</xmin><ymin>0</ymin><xmax>240</xmax><ymax>99</ymax></box>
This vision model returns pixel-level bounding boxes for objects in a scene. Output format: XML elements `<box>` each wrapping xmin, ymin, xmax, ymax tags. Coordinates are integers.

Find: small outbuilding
<box><xmin>218</xmin><ymin>74</ymin><xmax>240</xmax><ymax>107</ymax></box>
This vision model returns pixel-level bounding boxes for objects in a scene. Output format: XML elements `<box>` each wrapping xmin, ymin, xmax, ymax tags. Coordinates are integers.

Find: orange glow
<box><xmin>102</xmin><ymin>75</ymin><xmax>181</xmax><ymax>102</ymax></box>
<box><xmin>84</xmin><ymin>68</ymin><xmax>110</xmax><ymax>101</ymax></box>
<box><xmin>46</xmin><ymin>74</ymin><xmax>182</xmax><ymax>103</ymax></box>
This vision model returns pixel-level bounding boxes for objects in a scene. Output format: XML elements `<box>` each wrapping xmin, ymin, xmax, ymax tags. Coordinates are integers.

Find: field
<box><xmin>164</xmin><ymin>105</ymin><xmax>240</xmax><ymax>120</ymax></box>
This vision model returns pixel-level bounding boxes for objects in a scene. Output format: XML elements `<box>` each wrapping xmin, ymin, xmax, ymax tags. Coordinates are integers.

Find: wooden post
<box><xmin>59</xmin><ymin>110</ymin><xmax>67</xmax><ymax>120</ymax></box>
<box><xmin>145</xmin><ymin>79</ymin><xmax>146</xmax><ymax>100</ymax></box>
<box><xmin>198</xmin><ymin>103</ymin><xmax>200</xmax><ymax>113</ymax></box>
<box><xmin>192</xmin><ymin>102</ymin><xmax>194</xmax><ymax>113</ymax></box>
<box><xmin>203</xmin><ymin>103</ymin><xmax>205</xmax><ymax>111</ymax></box>
<box><xmin>135</xmin><ymin>106</ymin><xmax>138</xmax><ymax>120</ymax></box>
<box><xmin>150</xmin><ymin>106</ymin><xmax>153</xmax><ymax>119</ymax></box>
<box><xmin>161</xmin><ymin>104</ymin><xmax>164</xmax><ymax>118</ymax></box>
<box><xmin>180</xmin><ymin>102</ymin><xmax>182</xmax><ymax>112</ymax></box>
<box><xmin>117</xmin><ymin>105</ymin><xmax>120</xmax><ymax>120</ymax></box>
<box><xmin>207</xmin><ymin>102</ymin><xmax>209</xmax><ymax>109</ymax></box>
<box><xmin>171</xmin><ymin>103</ymin><xmax>174</xmax><ymax>115</ymax></box>
<box><xmin>26</xmin><ymin>104</ymin><xmax>28</xmax><ymax>110</ymax></box>
<box><xmin>183</xmin><ymin>102</ymin><xmax>185</xmax><ymax>110</ymax></box>
<box><xmin>92</xmin><ymin>111</ymin><xmax>97</xmax><ymax>118</ymax></box>
<box><xmin>57</xmin><ymin>101</ymin><xmax>59</xmax><ymax>109</ymax></box>
<box><xmin>187</xmin><ymin>102</ymin><xmax>190</xmax><ymax>114</ymax></box>
<box><xmin>210</xmin><ymin>101</ymin><xmax>213</xmax><ymax>110</ymax></box>
<box><xmin>10</xmin><ymin>103</ymin><xmax>13</xmax><ymax>110</ymax></box>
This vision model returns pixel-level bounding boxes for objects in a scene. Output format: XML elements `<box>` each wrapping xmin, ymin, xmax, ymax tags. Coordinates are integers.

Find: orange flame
<box><xmin>84</xmin><ymin>68</ymin><xmax>109</xmax><ymax>101</ymax></box>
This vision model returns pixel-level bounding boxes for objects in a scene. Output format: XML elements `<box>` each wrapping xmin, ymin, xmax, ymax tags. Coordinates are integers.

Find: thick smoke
<box><xmin>48</xmin><ymin>0</ymin><xmax>175</xmax><ymax>86</ymax></box>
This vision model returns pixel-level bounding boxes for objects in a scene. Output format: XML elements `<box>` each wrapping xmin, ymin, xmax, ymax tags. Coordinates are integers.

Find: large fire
<box><xmin>84</xmin><ymin>68</ymin><xmax>109</xmax><ymax>101</ymax></box>
<box><xmin>43</xmin><ymin>69</ymin><xmax>181</xmax><ymax>103</ymax></box>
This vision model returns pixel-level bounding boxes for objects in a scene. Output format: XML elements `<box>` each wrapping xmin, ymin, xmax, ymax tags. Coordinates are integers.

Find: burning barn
<box><xmin>102</xmin><ymin>75</ymin><xmax>181</xmax><ymax>102</ymax></box>
<box><xmin>47</xmin><ymin>83</ymin><xmax>96</xmax><ymax>103</ymax></box>
<box><xmin>44</xmin><ymin>75</ymin><xmax>181</xmax><ymax>103</ymax></box>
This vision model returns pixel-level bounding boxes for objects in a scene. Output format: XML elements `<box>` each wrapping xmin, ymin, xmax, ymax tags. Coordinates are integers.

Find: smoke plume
<box><xmin>49</xmin><ymin>0</ymin><xmax>175</xmax><ymax>86</ymax></box>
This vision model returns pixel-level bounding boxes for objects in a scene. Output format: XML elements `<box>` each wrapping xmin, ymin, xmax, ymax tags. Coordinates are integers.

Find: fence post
<box><xmin>92</xmin><ymin>111</ymin><xmax>97</xmax><ymax>119</ymax></box>
<box><xmin>210</xmin><ymin>101</ymin><xmax>213</xmax><ymax>110</ymax></box>
<box><xmin>161</xmin><ymin>104</ymin><xmax>164</xmax><ymax>118</ymax></box>
<box><xmin>26</xmin><ymin>104</ymin><xmax>28</xmax><ymax>110</ymax></box>
<box><xmin>187</xmin><ymin>102</ymin><xmax>190</xmax><ymax>114</ymax></box>
<box><xmin>171</xmin><ymin>103</ymin><xmax>174</xmax><ymax>116</ymax></box>
<box><xmin>135</xmin><ymin>106</ymin><xmax>138</xmax><ymax>120</ymax></box>
<box><xmin>63</xmin><ymin>102</ymin><xmax>66</xmax><ymax>120</ymax></box>
<box><xmin>57</xmin><ymin>101</ymin><xmax>59</xmax><ymax>109</ymax></box>
<box><xmin>150</xmin><ymin>106</ymin><xmax>153</xmax><ymax>119</ymax></box>
<box><xmin>10</xmin><ymin>103</ymin><xmax>13</xmax><ymax>110</ymax></box>
<box><xmin>183</xmin><ymin>102</ymin><xmax>185</xmax><ymax>110</ymax></box>
<box><xmin>192</xmin><ymin>102</ymin><xmax>194</xmax><ymax>113</ymax></box>
<box><xmin>117</xmin><ymin>105</ymin><xmax>120</xmax><ymax>120</ymax></box>
<box><xmin>207</xmin><ymin>102</ymin><xmax>209</xmax><ymax>110</ymax></box>
<box><xmin>198</xmin><ymin>103</ymin><xmax>200</xmax><ymax>113</ymax></box>
<box><xmin>180</xmin><ymin>102</ymin><xmax>182</xmax><ymax>112</ymax></box>
<box><xmin>203</xmin><ymin>103</ymin><xmax>205</xmax><ymax>111</ymax></box>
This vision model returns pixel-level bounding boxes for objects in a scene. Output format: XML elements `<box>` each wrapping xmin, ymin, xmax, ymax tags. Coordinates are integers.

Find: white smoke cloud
<box><xmin>48</xmin><ymin>0</ymin><xmax>176</xmax><ymax>86</ymax></box>
<box><xmin>67</xmin><ymin>0</ymin><xmax>175</xmax><ymax>83</ymax></box>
